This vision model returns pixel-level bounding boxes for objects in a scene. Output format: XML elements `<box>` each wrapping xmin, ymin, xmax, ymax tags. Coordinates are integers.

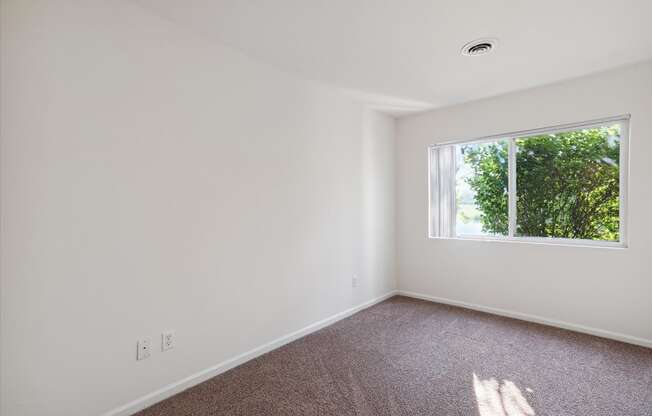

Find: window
<box><xmin>429</xmin><ymin>116</ymin><xmax>629</xmax><ymax>247</ymax></box>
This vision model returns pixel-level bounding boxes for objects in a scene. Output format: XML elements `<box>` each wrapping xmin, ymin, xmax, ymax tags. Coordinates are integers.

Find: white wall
<box><xmin>0</xmin><ymin>1</ymin><xmax>396</xmax><ymax>415</ymax></box>
<box><xmin>397</xmin><ymin>61</ymin><xmax>652</xmax><ymax>346</ymax></box>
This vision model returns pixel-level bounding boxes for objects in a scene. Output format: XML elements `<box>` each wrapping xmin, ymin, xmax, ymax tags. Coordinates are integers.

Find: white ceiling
<box><xmin>135</xmin><ymin>0</ymin><xmax>652</xmax><ymax>114</ymax></box>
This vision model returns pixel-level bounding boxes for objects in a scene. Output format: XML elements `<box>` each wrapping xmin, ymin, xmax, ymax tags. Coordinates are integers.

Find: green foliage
<box><xmin>463</xmin><ymin>140</ymin><xmax>509</xmax><ymax>235</ymax></box>
<box><xmin>462</xmin><ymin>126</ymin><xmax>620</xmax><ymax>240</ymax></box>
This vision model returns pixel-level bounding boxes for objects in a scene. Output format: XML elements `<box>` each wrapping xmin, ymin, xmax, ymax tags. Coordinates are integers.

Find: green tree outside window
<box><xmin>462</xmin><ymin>125</ymin><xmax>620</xmax><ymax>241</ymax></box>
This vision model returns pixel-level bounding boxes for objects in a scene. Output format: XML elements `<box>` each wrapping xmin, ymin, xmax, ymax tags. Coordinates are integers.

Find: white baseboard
<box><xmin>102</xmin><ymin>290</ymin><xmax>398</xmax><ymax>416</ymax></box>
<box><xmin>398</xmin><ymin>290</ymin><xmax>652</xmax><ymax>349</ymax></box>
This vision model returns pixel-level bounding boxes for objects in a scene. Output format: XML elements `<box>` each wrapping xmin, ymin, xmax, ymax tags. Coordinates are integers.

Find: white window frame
<box><xmin>428</xmin><ymin>115</ymin><xmax>630</xmax><ymax>248</ymax></box>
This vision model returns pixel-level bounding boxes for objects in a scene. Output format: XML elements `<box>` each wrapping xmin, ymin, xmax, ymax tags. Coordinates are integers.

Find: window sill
<box><xmin>428</xmin><ymin>235</ymin><xmax>627</xmax><ymax>249</ymax></box>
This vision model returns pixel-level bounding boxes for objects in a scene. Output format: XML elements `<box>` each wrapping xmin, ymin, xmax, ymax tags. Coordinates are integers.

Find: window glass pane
<box><xmin>515</xmin><ymin>124</ymin><xmax>621</xmax><ymax>241</ymax></box>
<box><xmin>456</xmin><ymin>139</ymin><xmax>509</xmax><ymax>236</ymax></box>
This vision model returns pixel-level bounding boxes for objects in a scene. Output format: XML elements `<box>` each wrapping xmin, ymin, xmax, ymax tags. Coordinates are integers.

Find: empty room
<box><xmin>2</xmin><ymin>1</ymin><xmax>652</xmax><ymax>415</ymax></box>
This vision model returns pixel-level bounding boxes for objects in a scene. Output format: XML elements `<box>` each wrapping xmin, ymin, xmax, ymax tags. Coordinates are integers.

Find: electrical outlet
<box><xmin>137</xmin><ymin>338</ymin><xmax>151</xmax><ymax>360</ymax></box>
<box><xmin>161</xmin><ymin>330</ymin><xmax>175</xmax><ymax>351</ymax></box>
<box><xmin>352</xmin><ymin>274</ymin><xmax>360</xmax><ymax>288</ymax></box>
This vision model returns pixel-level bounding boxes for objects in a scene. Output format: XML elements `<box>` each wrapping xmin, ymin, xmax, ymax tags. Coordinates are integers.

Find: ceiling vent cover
<box><xmin>461</xmin><ymin>38</ymin><xmax>497</xmax><ymax>56</ymax></box>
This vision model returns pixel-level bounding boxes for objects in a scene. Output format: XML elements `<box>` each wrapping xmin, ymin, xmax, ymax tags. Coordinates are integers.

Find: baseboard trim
<box><xmin>102</xmin><ymin>290</ymin><xmax>398</xmax><ymax>416</ymax></box>
<box><xmin>398</xmin><ymin>290</ymin><xmax>652</xmax><ymax>349</ymax></box>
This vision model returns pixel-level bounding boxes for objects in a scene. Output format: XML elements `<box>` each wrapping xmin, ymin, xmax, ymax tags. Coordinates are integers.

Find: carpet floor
<box><xmin>135</xmin><ymin>296</ymin><xmax>652</xmax><ymax>416</ymax></box>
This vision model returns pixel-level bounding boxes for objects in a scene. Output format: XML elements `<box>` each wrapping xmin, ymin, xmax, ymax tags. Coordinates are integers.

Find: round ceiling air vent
<box><xmin>461</xmin><ymin>38</ymin><xmax>497</xmax><ymax>56</ymax></box>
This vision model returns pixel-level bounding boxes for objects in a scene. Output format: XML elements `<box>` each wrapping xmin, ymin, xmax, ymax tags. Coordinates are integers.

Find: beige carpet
<box><xmin>136</xmin><ymin>296</ymin><xmax>652</xmax><ymax>415</ymax></box>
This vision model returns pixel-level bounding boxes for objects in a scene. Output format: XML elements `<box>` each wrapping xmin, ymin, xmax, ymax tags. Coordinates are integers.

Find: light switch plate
<box><xmin>137</xmin><ymin>338</ymin><xmax>151</xmax><ymax>360</ymax></box>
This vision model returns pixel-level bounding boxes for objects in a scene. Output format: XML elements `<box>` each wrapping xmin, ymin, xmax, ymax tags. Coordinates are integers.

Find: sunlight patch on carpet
<box><xmin>473</xmin><ymin>373</ymin><xmax>535</xmax><ymax>416</ymax></box>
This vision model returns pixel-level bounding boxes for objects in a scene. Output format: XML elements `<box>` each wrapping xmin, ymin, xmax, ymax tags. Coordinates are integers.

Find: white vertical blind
<box><xmin>508</xmin><ymin>138</ymin><xmax>517</xmax><ymax>237</ymax></box>
<box><xmin>430</xmin><ymin>145</ymin><xmax>456</xmax><ymax>238</ymax></box>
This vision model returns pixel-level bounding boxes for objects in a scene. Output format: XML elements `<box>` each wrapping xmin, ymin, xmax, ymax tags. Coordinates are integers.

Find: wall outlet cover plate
<box><xmin>162</xmin><ymin>330</ymin><xmax>176</xmax><ymax>351</ymax></box>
